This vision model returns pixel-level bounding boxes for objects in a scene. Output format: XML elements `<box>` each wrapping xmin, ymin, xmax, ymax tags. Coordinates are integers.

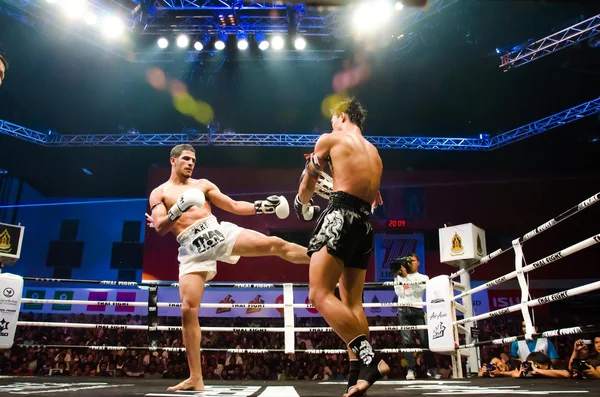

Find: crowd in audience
<box><xmin>1</xmin><ymin>312</ymin><xmax>599</xmax><ymax>381</ymax></box>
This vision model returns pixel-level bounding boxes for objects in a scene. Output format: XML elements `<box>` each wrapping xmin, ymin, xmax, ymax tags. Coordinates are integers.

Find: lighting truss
<box><xmin>3</xmin><ymin>96</ymin><xmax>599</xmax><ymax>150</ymax></box>
<box><xmin>488</xmin><ymin>96</ymin><xmax>600</xmax><ymax>150</ymax></box>
<box><xmin>500</xmin><ymin>14</ymin><xmax>600</xmax><ymax>71</ymax></box>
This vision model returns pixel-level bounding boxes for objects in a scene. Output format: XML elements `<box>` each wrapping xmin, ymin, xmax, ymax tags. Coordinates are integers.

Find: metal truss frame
<box><xmin>488</xmin><ymin>96</ymin><xmax>600</xmax><ymax>150</ymax></box>
<box><xmin>500</xmin><ymin>14</ymin><xmax>600</xmax><ymax>71</ymax></box>
<box><xmin>2</xmin><ymin>96</ymin><xmax>599</xmax><ymax>150</ymax></box>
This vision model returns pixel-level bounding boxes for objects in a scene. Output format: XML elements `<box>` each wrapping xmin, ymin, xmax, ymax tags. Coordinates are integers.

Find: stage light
<box><xmin>353</xmin><ymin>0</ymin><xmax>394</xmax><ymax>34</ymax></box>
<box><xmin>102</xmin><ymin>16</ymin><xmax>125</xmax><ymax>39</ymax></box>
<box><xmin>294</xmin><ymin>36</ymin><xmax>306</xmax><ymax>50</ymax></box>
<box><xmin>256</xmin><ymin>32</ymin><xmax>269</xmax><ymax>50</ymax></box>
<box><xmin>176</xmin><ymin>34</ymin><xmax>189</xmax><ymax>48</ymax></box>
<box><xmin>63</xmin><ymin>0</ymin><xmax>86</xmax><ymax>19</ymax></box>
<box><xmin>194</xmin><ymin>41</ymin><xmax>203</xmax><ymax>51</ymax></box>
<box><xmin>395</xmin><ymin>1</ymin><xmax>404</xmax><ymax>10</ymax></box>
<box><xmin>272</xmin><ymin>35</ymin><xmax>284</xmax><ymax>50</ymax></box>
<box><xmin>237</xmin><ymin>39</ymin><xmax>249</xmax><ymax>50</ymax></box>
<box><xmin>215</xmin><ymin>40</ymin><xmax>225</xmax><ymax>50</ymax></box>
<box><xmin>157</xmin><ymin>37</ymin><xmax>169</xmax><ymax>49</ymax></box>
<box><xmin>214</xmin><ymin>32</ymin><xmax>227</xmax><ymax>50</ymax></box>
<box><xmin>84</xmin><ymin>13</ymin><xmax>97</xmax><ymax>25</ymax></box>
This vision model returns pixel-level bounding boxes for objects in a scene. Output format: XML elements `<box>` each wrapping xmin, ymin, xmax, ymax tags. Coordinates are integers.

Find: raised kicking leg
<box><xmin>168</xmin><ymin>272</ymin><xmax>207</xmax><ymax>391</ymax></box>
<box><xmin>230</xmin><ymin>228</ymin><xmax>309</xmax><ymax>264</ymax></box>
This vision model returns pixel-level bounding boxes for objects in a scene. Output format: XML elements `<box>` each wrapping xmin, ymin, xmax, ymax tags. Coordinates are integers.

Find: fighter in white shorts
<box><xmin>148</xmin><ymin>144</ymin><xmax>310</xmax><ymax>392</ymax></box>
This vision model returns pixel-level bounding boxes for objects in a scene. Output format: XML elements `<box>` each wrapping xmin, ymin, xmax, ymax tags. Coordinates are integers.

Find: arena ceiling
<box><xmin>0</xmin><ymin>1</ymin><xmax>599</xmax><ymax>198</ymax></box>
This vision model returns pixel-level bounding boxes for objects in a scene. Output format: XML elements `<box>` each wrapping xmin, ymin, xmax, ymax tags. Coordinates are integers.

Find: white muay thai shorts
<box><xmin>176</xmin><ymin>215</ymin><xmax>243</xmax><ymax>281</ymax></box>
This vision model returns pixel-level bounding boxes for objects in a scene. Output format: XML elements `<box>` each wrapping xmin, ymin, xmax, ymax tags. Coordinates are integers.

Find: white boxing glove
<box><xmin>168</xmin><ymin>188</ymin><xmax>206</xmax><ymax>221</ymax></box>
<box><xmin>254</xmin><ymin>195</ymin><xmax>289</xmax><ymax>219</ymax></box>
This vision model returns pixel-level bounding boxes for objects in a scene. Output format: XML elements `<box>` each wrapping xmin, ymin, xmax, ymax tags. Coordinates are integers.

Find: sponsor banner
<box><xmin>18</xmin><ymin>286</ymin><xmax>490</xmax><ymax>318</ymax></box>
<box><xmin>115</xmin><ymin>292</ymin><xmax>137</xmax><ymax>313</ymax></box>
<box><xmin>373</xmin><ymin>233</ymin><xmax>425</xmax><ymax>282</ymax></box>
<box><xmin>487</xmin><ymin>289</ymin><xmax>549</xmax><ymax>314</ymax></box>
<box><xmin>23</xmin><ymin>290</ymin><xmax>45</xmax><ymax>310</ymax></box>
<box><xmin>20</xmin><ymin>289</ymin><xmax>149</xmax><ymax>316</ymax></box>
<box><xmin>52</xmin><ymin>290</ymin><xmax>74</xmax><ymax>311</ymax></box>
<box><xmin>87</xmin><ymin>291</ymin><xmax>109</xmax><ymax>312</ymax></box>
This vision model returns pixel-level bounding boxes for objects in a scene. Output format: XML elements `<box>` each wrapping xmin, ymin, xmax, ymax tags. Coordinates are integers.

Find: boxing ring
<box><xmin>1</xmin><ymin>192</ymin><xmax>599</xmax><ymax>396</ymax></box>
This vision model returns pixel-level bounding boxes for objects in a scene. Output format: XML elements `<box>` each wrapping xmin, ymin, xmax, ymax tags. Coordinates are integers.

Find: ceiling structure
<box><xmin>0</xmin><ymin>1</ymin><xmax>599</xmax><ymax>197</ymax></box>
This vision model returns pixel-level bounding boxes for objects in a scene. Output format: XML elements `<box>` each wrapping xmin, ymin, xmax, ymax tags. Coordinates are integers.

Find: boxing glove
<box><xmin>294</xmin><ymin>195</ymin><xmax>321</xmax><ymax>222</ymax></box>
<box><xmin>168</xmin><ymin>188</ymin><xmax>206</xmax><ymax>221</ymax></box>
<box><xmin>254</xmin><ymin>195</ymin><xmax>289</xmax><ymax>219</ymax></box>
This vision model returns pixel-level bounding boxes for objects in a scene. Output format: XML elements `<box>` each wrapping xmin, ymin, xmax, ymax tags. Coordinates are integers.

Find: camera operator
<box><xmin>569</xmin><ymin>338</ymin><xmax>600</xmax><ymax>379</ymax></box>
<box><xmin>391</xmin><ymin>253</ymin><xmax>437</xmax><ymax>379</ymax></box>
<box><xmin>477</xmin><ymin>354</ymin><xmax>514</xmax><ymax>378</ymax></box>
<box><xmin>507</xmin><ymin>352</ymin><xmax>570</xmax><ymax>379</ymax></box>
<box><xmin>510</xmin><ymin>321</ymin><xmax>559</xmax><ymax>367</ymax></box>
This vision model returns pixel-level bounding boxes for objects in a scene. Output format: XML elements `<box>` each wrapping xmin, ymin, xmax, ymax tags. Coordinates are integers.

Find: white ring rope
<box><xmin>16</xmin><ymin>321</ymin><xmax>424</xmax><ymax>333</ymax></box>
<box><xmin>453</xmin><ymin>233</ymin><xmax>600</xmax><ymax>302</ymax></box>
<box><xmin>450</xmin><ymin>192</ymin><xmax>599</xmax><ymax>279</ymax></box>
<box><xmin>20</xmin><ymin>299</ymin><xmax>425</xmax><ymax>309</ymax></box>
<box><xmin>455</xmin><ymin>279</ymin><xmax>600</xmax><ymax>325</ymax></box>
<box><xmin>458</xmin><ymin>324</ymin><xmax>600</xmax><ymax>350</ymax></box>
<box><xmin>13</xmin><ymin>344</ymin><xmax>426</xmax><ymax>354</ymax></box>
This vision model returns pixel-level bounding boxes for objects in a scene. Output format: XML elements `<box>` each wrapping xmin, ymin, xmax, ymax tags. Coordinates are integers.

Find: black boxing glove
<box><xmin>294</xmin><ymin>195</ymin><xmax>321</xmax><ymax>222</ymax></box>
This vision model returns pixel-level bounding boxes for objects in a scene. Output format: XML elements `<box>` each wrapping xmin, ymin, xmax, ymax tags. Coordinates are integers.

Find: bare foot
<box><xmin>343</xmin><ymin>360</ymin><xmax>390</xmax><ymax>397</ymax></box>
<box><xmin>167</xmin><ymin>377</ymin><xmax>204</xmax><ymax>391</ymax></box>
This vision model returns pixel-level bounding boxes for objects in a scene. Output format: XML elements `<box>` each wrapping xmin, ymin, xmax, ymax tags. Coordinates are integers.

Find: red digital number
<box><xmin>388</xmin><ymin>220</ymin><xmax>406</xmax><ymax>228</ymax></box>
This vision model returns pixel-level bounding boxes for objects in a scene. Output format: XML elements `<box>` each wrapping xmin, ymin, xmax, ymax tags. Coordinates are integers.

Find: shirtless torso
<box><xmin>323</xmin><ymin>128</ymin><xmax>382</xmax><ymax>206</ymax></box>
<box><xmin>151</xmin><ymin>179</ymin><xmax>213</xmax><ymax>237</ymax></box>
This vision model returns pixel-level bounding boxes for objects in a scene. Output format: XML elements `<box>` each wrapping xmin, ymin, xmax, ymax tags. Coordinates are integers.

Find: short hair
<box><xmin>526</xmin><ymin>351</ymin><xmax>550</xmax><ymax>366</ymax></box>
<box><xmin>409</xmin><ymin>253</ymin><xmax>419</xmax><ymax>260</ymax></box>
<box><xmin>0</xmin><ymin>54</ymin><xmax>8</xmax><ymax>69</ymax></box>
<box><xmin>330</xmin><ymin>97</ymin><xmax>367</xmax><ymax>131</ymax></box>
<box><xmin>170</xmin><ymin>144</ymin><xmax>195</xmax><ymax>158</ymax></box>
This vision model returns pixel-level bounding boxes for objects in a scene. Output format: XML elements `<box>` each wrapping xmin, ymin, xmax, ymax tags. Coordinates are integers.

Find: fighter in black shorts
<box><xmin>294</xmin><ymin>97</ymin><xmax>388</xmax><ymax>397</ymax></box>
<box><xmin>307</xmin><ymin>191</ymin><xmax>373</xmax><ymax>270</ymax></box>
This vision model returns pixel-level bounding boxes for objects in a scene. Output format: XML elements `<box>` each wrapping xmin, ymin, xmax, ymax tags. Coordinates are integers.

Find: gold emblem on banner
<box><xmin>476</xmin><ymin>234</ymin><xmax>483</xmax><ymax>256</ymax></box>
<box><xmin>450</xmin><ymin>232</ymin><xmax>464</xmax><ymax>256</ymax></box>
<box><xmin>216</xmin><ymin>294</ymin><xmax>234</xmax><ymax>314</ymax></box>
<box><xmin>0</xmin><ymin>229</ymin><xmax>11</xmax><ymax>253</ymax></box>
<box><xmin>246</xmin><ymin>295</ymin><xmax>264</xmax><ymax>314</ymax></box>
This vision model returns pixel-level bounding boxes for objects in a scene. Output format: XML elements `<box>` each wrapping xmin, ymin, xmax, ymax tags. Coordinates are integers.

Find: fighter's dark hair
<box><xmin>330</xmin><ymin>97</ymin><xmax>367</xmax><ymax>131</ymax></box>
<box><xmin>170</xmin><ymin>144</ymin><xmax>195</xmax><ymax>158</ymax></box>
<box><xmin>0</xmin><ymin>54</ymin><xmax>8</xmax><ymax>69</ymax></box>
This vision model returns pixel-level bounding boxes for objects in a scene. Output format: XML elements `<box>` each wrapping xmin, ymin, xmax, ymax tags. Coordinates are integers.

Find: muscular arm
<box><xmin>149</xmin><ymin>188</ymin><xmax>176</xmax><ymax>236</ymax></box>
<box><xmin>298</xmin><ymin>134</ymin><xmax>334</xmax><ymax>204</ymax></box>
<box><xmin>204</xmin><ymin>180</ymin><xmax>255</xmax><ymax>216</ymax></box>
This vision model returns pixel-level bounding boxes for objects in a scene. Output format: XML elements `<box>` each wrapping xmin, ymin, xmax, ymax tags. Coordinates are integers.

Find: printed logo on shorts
<box><xmin>192</xmin><ymin>230</ymin><xmax>226</xmax><ymax>254</ymax></box>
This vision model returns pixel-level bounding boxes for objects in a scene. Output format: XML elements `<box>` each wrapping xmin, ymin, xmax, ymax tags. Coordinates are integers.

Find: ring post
<box><xmin>438</xmin><ymin>223</ymin><xmax>487</xmax><ymax>377</ymax></box>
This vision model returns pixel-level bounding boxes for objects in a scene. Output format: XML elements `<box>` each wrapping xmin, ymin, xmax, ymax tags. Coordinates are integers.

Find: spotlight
<box><xmin>84</xmin><ymin>13</ymin><xmax>97</xmax><ymax>25</ymax></box>
<box><xmin>215</xmin><ymin>40</ymin><xmax>225</xmax><ymax>50</ymax></box>
<box><xmin>255</xmin><ymin>32</ymin><xmax>269</xmax><ymax>50</ymax></box>
<box><xmin>271</xmin><ymin>35</ymin><xmax>284</xmax><ymax>50</ymax></box>
<box><xmin>237</xmin><ymin>39</ymin><xmax>249</xmax><ymax>50</ymax></box>
<box><xmin>157</xmin><ymin>37</ymin><xmax>169</xmax><ymax>49</ymax></box>
<box><xmin>63</xmin><ymin>0</ymin><xmax>86</xmax><ymax>19</ymax></box>
<box><xmin>353</xmin><ymin>0</ymin><xmax>394</xmax><ymax>34</ymax></box>
<box><xmin>102</xmin><ymin>16</ymin><xmax>125</xmax><ymax>39</ymax></box>
<box><xmin>176</xmin><ymin>34</ymin><xmax>189</xmax><ymax>48</ymax></box>
<box><xmin>294</xmin><ymin>36</ymin><xmax>306</xmax><ymax>50</ymax></box>
<box><xmin>194</xmin><ymin>41</ymin><xmax>203</xmax><ymax>51</ymax></box>
<box><xmin>258</xmin><ymin>40</ymin><xmax>269</xmax><ymax>50</ymax></box>
<box><xmin>395</xmin><ymin>2</ymin><xmax>404</xmax><ymax>10</ymax></box>
<box><xmin>215</xmin><ymin>32</ymin><xmax>227</xmax><ymax>50</ymax></box>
